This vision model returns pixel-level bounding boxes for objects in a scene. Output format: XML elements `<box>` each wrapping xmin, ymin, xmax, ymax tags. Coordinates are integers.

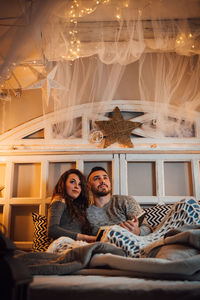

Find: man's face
<box><xmin>88</xmin><ymin>170</ymin><xmax>111</xmax><ymax>197</ymax></box>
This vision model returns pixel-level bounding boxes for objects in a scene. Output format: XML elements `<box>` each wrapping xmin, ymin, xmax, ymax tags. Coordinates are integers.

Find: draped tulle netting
<box><xmin>0</xmin><ymin>0</ymin><xmax>200</xmax><ymax>140</ymax></box>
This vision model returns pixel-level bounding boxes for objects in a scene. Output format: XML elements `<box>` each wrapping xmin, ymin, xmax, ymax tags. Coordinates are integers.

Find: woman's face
<box><xmin>65</xmin><ymin>173</ymin><xmax>82</xmax><ymax>199</ymax></box>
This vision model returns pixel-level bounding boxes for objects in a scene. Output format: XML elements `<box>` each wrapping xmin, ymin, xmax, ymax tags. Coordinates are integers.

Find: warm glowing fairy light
<box><xmin>138</xmin><ymin>9</ymin><xmax>142</xmax><ymax>17</ymax></box>
<box><xmin>67</xmin><ymin>0</ymin><xmax>104</xmax><ymax>60</ymax></box>
<box><xmin>123</xmin><ymin>0</ymin><xmax>129</xmax><ymax>7</ymax></box>
<box><xmin>66</xmin><ymin>0</ymin><xmax>152</xmax><ymax>60</ymax></box>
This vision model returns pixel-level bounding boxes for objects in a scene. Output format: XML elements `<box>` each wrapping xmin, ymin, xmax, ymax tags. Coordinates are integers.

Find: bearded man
<box><xmin>87</xmin><ymin>166</ymin><xmax>151</xmax><ymax>237</ymax></box>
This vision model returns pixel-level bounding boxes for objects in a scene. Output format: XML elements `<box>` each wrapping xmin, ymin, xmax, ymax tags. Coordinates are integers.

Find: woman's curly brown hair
<box><xmin>51</xmin><ymin>169</ymin><xmax>92</xmax><ymax>234</ymax></box>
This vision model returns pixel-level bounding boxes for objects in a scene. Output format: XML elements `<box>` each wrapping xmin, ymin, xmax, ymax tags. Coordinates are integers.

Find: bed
<box><xmin>16</xmin><ymin>208</ymin><xmax>200</xmax><ymax>300</ymax></box>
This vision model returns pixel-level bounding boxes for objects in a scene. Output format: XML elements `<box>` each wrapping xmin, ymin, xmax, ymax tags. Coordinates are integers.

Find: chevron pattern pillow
<box><xmin>32</xmin><ymin>212</ymin><xmax>52</xmax><ymax>252</ymax></box>
<box><xmin>144</xmin><ymin>204</ymin><xmax>172</xmax><ymax>228</ymax></box>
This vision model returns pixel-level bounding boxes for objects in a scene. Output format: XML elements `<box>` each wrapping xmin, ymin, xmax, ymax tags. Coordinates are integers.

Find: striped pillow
<box><xmin>144</xmin><ymin>204</ymin><xmax>172</xmax><ymax>228</ymax></box>
<box><xmin>32</xmin><ymin>212</ymin><xmax>52</xmax><ymax>252</ymax></box>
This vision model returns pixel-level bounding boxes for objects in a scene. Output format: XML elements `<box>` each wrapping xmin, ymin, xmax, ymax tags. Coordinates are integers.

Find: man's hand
<box><xmin>77</xmin><ymin>234</ymin><xmax>96</xmax><ymax>243</ymax></box>
<box><xmin>120</xmin><ymin>216</ymin><xmax>141</xmax><ymax>235</ymax></box>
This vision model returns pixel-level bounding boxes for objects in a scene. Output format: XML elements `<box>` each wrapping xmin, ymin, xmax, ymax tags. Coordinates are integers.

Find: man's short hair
<box><xmin>87</xmin><ymin>166</ymin><xmax>108</xmax><ymax>182</ymax></box>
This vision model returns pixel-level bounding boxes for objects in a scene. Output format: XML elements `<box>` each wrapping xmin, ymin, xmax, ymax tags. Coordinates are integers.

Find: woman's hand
<box><xmin>77</xmin><ymin>233</ymin><xmax>96</xmax><ymax>243</ymax></box>
<box><xmin>120</xmin><ymin>215</ymin><xmax>141</xmax><ymax>235</ymax></box>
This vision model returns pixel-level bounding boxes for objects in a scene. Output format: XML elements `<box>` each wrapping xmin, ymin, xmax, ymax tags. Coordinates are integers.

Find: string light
<box><xmin>66</xmin><ymin>0</ymin><xmax>100</xmax><ymax>19</ymax></box>
<box><xmin>64</xmin><ymin>0</ymin><xmax>156</xmax><ymax>60</ymax></box>
<box><xmin>176</xmin><ymin>34</ymin><xmax>186</xmax><ymax>45</ymax></box>
<box><xmin>123</xmin><ymin>1</ymin><xmax>129</xmax><ymax>8</ymax></box>
<box><xmin>65</xmin><ymin>0</ymin><xmax>132</xmax><ymax>60</ymax></box>
<box><xmin>66</xmin><ymin>0</ymin><xmax>107</xmax><ymax>60</ymax></box>
<box><xmin>138</xmin><ymin>9</ymin><xmax>142</xmax><ymax>17</ymax></box>
<box><xmin>175</xmin><ymin>32</ymin><xmax>199</xmax><ymax>53</ymax></box>
<box><xmin>115</xmin><ymin>6</ymin><xmax>121</xmax><ymax>20</ymax></box>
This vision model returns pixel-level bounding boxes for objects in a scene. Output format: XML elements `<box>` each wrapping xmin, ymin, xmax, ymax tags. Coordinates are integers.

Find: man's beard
<box><xmin>91</xmin><ymin>185</ymin><xmax>111</xmax><ymax>197</ymax></box>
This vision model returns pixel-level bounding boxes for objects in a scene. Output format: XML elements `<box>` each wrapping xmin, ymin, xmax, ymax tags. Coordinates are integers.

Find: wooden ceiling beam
<box><xmin>62</xmin><ymin>19</ymin><xmax>200</xmax><ymax>42</ymax></box>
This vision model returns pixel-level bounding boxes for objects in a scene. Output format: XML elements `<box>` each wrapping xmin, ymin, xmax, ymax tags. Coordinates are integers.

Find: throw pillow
<box><xmin>32</xmin><ymin>212</ymin><xmax>52</xmax><ymax>252</ymax></box>
<box><xmin>144</xmin><ymin>204</ymin><xmax>172</xmax><ymax>228</ymax></box>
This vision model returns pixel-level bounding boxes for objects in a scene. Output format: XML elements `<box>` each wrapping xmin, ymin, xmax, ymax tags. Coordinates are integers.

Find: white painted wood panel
<box><xmin>125</xmin><ymin>153</ymin><xmax>200</xmax><ymax>205</ymax></box>
<box><xmin>119</xmin><ymin>154</ymin><xmax>127</xmax><ymax>195</ymax></box>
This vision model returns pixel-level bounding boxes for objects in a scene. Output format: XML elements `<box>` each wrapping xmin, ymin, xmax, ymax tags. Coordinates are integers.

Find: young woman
<box><xmin>47</xmin><ymin>169</ymin><xmax>96</xmax><ymax>243</ymax></box>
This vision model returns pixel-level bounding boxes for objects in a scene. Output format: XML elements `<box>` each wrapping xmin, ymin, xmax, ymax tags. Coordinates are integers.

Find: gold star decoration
<box><xmin>95</xmin><ymin>106</ymin><xmax>142</xmax><ymax>148</ymax></box>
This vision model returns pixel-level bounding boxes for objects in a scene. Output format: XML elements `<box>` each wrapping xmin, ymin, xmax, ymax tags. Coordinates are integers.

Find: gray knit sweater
<box><xmin>47</xmin><ymin>198</ymin><xmax>82</xmax><ymax>240</ymax></box>
<box><xmin>87</xmin><ymin>195</ymin><xmax>151</xmax><ymax>236</ymax></box>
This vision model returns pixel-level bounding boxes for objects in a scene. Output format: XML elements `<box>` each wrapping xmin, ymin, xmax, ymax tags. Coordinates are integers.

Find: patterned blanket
<box><xmin>103</xmin><ymin>198</ymin><xmax>200</xmax><ymax>257</ymax></box>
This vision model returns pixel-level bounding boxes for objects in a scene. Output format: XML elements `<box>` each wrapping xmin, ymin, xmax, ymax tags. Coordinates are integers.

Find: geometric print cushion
<box><xmin>144</xmin><ymin>204</ymin><xmax>173</xmax><ymax>228</ymax></box>
<box><xmin>32</xmin><ymin>212</ymin><xmax>52</xmax><ymax>252</ymax></box>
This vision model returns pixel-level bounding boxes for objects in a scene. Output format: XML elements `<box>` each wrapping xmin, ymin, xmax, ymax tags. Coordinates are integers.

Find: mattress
<box><xmin>29</xmin><ymin>273</ymin><xmax>200</xmax><ymax>300</ymax></box>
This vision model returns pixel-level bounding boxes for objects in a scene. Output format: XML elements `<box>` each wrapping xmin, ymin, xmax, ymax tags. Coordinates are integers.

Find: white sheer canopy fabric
<box><xmin>0</xmin><ymin>0</ymin><xmax>200</xmax><ymax>138</ymax></box>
